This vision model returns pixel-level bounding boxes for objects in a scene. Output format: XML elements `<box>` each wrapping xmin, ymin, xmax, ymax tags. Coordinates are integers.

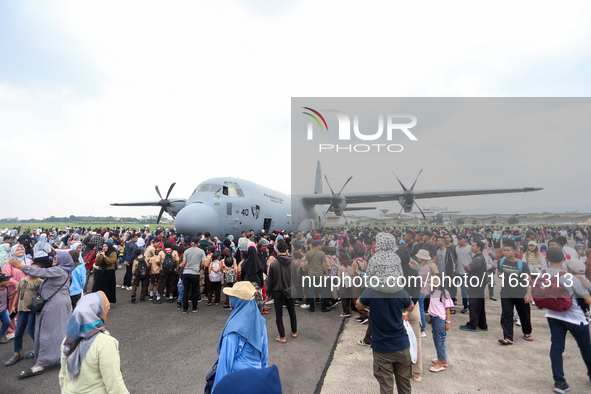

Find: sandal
<box><xmin>429</xmin><ymin>366</ymin><xmax>445</xmax><ymax>373</ymax></box>
<box><xmin>18</xmin><ymin>367</ymin><xmax>44</xmax><ymax>379</ymax></box>
<box><xmin>449</xmin><ymin>308</ymin><xmax>456</xmax><ymax>315</ymax></box>
<box><xmin>498</xmin><ymin>338</ymin><xmax>513</xmax><ymax>346</ymax></box>
<box><xmin>262</xmin><ymin>310</ymin><xmax>269</xmax><ymax>315</ymax></box>
<box><xmin>291</xmin><ymin>332</ymin><xmax>298</xmax><ymax>338</ymax></box>
<box><xmin>274</xmin><ymin>336</ymin><xmax>287</xmax><ymax>343</ymax></box>
<box><xmin>431</xmin><ymin>358</ymin><xmax>448</xmax><ymax>367</ymax></box>
<box><xmin>524</xmin><ymin>334</ymin><xmax>533</xmax><ymax>341</ymax></box>
<box><xmin>24</xmin><ymin>351</ymin><xmax>34</xmax><ymax>359</ymax></box>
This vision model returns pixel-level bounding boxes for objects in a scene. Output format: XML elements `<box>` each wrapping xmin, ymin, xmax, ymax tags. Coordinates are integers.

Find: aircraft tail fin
<box><xmin>314</xmin><ymin>161</ymin><xmax>322</xmax><ymax>194</ymax></box>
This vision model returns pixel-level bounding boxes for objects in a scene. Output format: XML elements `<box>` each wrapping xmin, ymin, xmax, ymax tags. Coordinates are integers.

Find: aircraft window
<box><xmin>197</xmin><ymin>183</ymin><xmax>211</xmax><ymax>192</ymax></box>
<box><xmin>226</xmin><ymin>202</ymin><xmax>232</xmax><ymax>215</ymax></box>
<box><xmin>211</xmin><ymin>184</ymin><xmax>223</xmax><ymax>193</ymax></box>
<box><xmin>228</xmin><ymin>187</ymin><xmax>244</xmax><ymax>197</ymax></box>
<box><xmin>222</xmin><ymin>186</ymin><xmax>229</xmax><ymax>196</ymax></box>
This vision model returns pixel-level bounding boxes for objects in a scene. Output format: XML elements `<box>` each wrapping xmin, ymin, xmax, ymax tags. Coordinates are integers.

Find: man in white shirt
<box><xmin>542</xmin><ymin>248</ymin><xmax>591</xmax><ymax>394</ymax></box>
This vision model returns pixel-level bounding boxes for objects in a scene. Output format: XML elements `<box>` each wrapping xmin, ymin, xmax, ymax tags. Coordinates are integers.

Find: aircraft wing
<box><xmin>300</xmin><ymin>187</ymin><xmax>541</xmax><ymax>206</ymax></box>
<box><xmin>110</xmin><ymin>199</ymin><xmax>186</xmax><ymax>207</ymax></box>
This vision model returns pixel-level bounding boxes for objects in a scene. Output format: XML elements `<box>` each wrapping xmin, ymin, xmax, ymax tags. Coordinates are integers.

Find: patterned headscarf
<box><xmin>366</xmin><ymin>232</ymin><xmax>404</xmax><ymax>293</ymax></box>
<box><xmin>63</xmin><ymin>293</ymin><xmax>106</xmax><ymax>380</ymax></box>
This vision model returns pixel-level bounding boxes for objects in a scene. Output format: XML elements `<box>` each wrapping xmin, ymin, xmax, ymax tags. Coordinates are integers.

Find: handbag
<box><xmin>27</xmin><ymin>276</ymin><xmax>69</xmax><ymax>314</ymax></box>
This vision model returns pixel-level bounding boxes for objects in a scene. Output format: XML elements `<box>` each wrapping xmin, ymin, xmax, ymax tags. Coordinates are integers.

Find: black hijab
<box><xmin>242</xmin><ymin>246</ymin><xmax>264</xmax><ymax>276</ymax></box>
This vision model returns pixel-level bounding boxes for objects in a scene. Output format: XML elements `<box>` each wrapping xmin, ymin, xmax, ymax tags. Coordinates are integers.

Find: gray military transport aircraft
<box><xmin>111</xmin><ymin>161</ymin><xmax>542</xmax><ymax>238</ymax></box>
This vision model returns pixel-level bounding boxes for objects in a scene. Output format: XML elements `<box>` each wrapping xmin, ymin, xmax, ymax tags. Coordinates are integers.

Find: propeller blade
<box><xmin>324</xmin><ymin>175</ymin><xmax>335</xmax><ymax>195</ymax></box>
<box><xmin>322</xmin><ymin>205</ymin><xmax>332</xmax><ymax>219</ymax></box>
<box><xmin>410</xmin><ymin>169</ymin><xmax>423</xmax><ymax>191</ymax></box>
<box><xmin>392</xmin><ymin>172</ymin><xmax>407</xmax><ymax>191</ymax></box>
<box><xmin>165</xmin><ymin>182</ymin><xmax>176</xmax><ymax>199</ymax></box>
<box><xmin>414</xmin><ymin>202</ymin><xmax>427</xmax><ymax>220</ymax></box>
<box><xmin>396</xmin><ymin>207</ymin><xmax>404</xmax><ymax>219</ymax></box>
<box><xmin>155</xmin><ymin>185</ymin><xmax>163</xmax><ymax>200</ymax></box>
<box><xmin>337</xmin><ymin>176</ymin><xmax>353</xmax><ymax>195</ymax></box>
<box><xmin>157</xmin><ymin>207</ymin><xmax>165</xmax><ymax>224</ymax></box>
<box><xmin>342</xmin><ymin>212</ymin><xmax>349</xmax><ymax>225</ymax></box>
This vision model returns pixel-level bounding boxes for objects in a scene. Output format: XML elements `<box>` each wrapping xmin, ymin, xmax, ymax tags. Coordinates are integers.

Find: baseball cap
<box><xmin>546</xmin><ymin>247</ymin><xmax>564</xmax><ymax>263</ymax></box>
<box><xmin>528</xmin><ymin>241</ymin><xmax>537</xmax><ymax>247</ymax></box>
<box><xmin>0</xmin><ymin>273</ymin><xmax>13</xmax><ymax>282</ymax></box>
<box><xmin>566</xmin><ymin>259</ymin><xmax>586</xmax><ymax>274</ymax></box>
<box><xmin>313</xmin><ymin>240</ymin><xmax>322</xmax><ymax>247</ymax></box>
<box><xmin>258</xmin><ymin>239</ymin><xmax>269</xmax><ymax>247</ymax></box>
<box><xmin>526</xmin><ymin>230</ymin><xmax>535</xmax><ymax>237</ymax></box>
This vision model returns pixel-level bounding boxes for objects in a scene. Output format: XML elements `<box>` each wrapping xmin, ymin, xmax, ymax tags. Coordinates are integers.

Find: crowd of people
<box><xmin>1</xmin><ymin>223</ymin><xmax>590</xmax><ymax>393</ymax></box>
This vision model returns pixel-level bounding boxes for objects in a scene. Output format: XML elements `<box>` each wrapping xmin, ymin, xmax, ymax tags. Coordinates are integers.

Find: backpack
<box><xmin>161</xmin><ymin>250</ymin><xmax>176</xmax><ymax>274</ymax></box>
<box><xmin>225</xmin><ymin>268</ymin><xmax>237</xmax><ymax>284</ymax></box>
<box><xmin>532</xmin><ymin>269</ymin><xmax>573</xmax><ymax>312</ymax></box>
<box><xmin>499</xmin><ymin>257</ymin><xmax>523</xmax><ymax>274</ymax></box>
<box><xmin>136</xmin><ymin>257</ymin><xmax>150</xmax><ymax>280</ymax></box>
<box><xmin>209</xmin><ymin>261</ymin><xmax>223</xmax><ymax>282</ymax></box>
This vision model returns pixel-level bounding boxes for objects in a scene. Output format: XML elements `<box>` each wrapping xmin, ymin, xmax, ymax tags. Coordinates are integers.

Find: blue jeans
<box><xmin>460</xmin><ymin>283</ymin><xmax>469</xmax><ymax>308</ymax></box>
<box><xmin>419</xmin><ymin>293</ymin><xmax>426</xmax><ymax>332</ymax></box>
<box><xmin>431</xmin><ymin>316</ymin><xmax>447</xmax><ymax>361</ymax></box>
<box><xmin>177</xmin><ymin>280</ymin><xmax>184</xmax><ymax>303</ymax></box>
<box><xmin>14</xmin><ymin>311</ymin><xmax>35</xmax><ymax>353</ymax></box>
<box><xmin>547</xmin><ymin>318</ymin><xmax>591</xmax><ymax>385</ymax></box>
<box><xmin>0</xmin><ymin>309</ymin><xmax>10</xmax><ymax>337</ymax></box>
<box><xmin>308</xmin><ymin>278</ymin><xmax>328</xmax><ymax>312</ymax></box>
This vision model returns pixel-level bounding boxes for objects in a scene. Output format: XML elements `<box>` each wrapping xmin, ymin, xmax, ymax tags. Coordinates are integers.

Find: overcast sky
<box><xmin>1</xmin><ymin>1</ymin><xmax>591</xmax><ymax>220</ymax></box>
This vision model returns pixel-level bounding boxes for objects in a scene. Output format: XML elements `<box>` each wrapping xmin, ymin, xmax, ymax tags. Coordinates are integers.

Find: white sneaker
<box><xmin>300</xmin><ymin>304</ymin><xmax>310</xmax><ymax>309</ymax></box>
<box><xmin>116</xmin><ymin>284</ymin><xmax>122</xmax><ymax>288</ymax></box>
<box><xmin>265</xmin><ymin>299</ymin><xmax>275</xmax><ymax>305</ymax></box>
<box><xmin>516</xmin><ymin>319</ymin><xmax>522</xmax><ymax>326</ymax></box>
<box><xmin>421</xmin><ymin>331</ymin><xmax>427</xmax><ymax>338</ymax></box>
<box><xmin>5</xmin><ymin>332</ymin><xmax>15</xmax><ymax>340</ymax></box>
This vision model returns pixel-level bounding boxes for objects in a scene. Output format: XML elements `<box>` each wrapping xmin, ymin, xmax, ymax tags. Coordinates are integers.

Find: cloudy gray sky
<box><xmin>1</xmin><ymin>1</ymin><xmax>591</xmax><ymax>220</ymax></box>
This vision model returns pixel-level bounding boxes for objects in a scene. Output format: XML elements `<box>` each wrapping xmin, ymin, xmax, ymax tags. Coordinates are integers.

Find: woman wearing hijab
<box><xmin>59</xmin><ymin>291</ymin><xmax>129</xmax><ymax>393</ymax></box>
<box><xmin>92</xmin><ymin>243</ymin><xmax>118</xmax><ymax>303</ymax></box>
<box><xmin>34</xmin><ymin>234</ymin><xmax>54</xmax><ymax>269</ymax></box>
<box><xmin>213</xmin><ymin>281</ymin><xmax>268</xmax><ymax>391</ymax></box>
<box><xmin>2</xmin><ymin>245</ymin><xmax>31</xmax><ymax>337</ymax></box>
<box><xmin>68</xmin><ymin>243</ymin><xmax>87</xmax><ymax>309</ymax></box>
<box><xmin>0</xmin><ymin>242</ymin><xmax>11</xmax><ymax>268</ymax></box>
<box><xmin>8</xmin><ymin>250</ymin><xmax>73</xmax><ymax>378</ymax></box>
<box><xmin>240</xmin><ymin>246</ymin><xmax>264</xmax><ymax>288</ymax></box>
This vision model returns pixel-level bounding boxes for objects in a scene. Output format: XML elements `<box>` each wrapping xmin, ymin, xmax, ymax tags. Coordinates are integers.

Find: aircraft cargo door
<box><xmin>263</xmin><ymin>218</ymin><xmax>272</xmax><ymax>233</ymax></box>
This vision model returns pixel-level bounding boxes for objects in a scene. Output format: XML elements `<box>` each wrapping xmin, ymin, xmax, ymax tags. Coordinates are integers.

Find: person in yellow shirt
<box><xmin>59</xmin><ymin>291</ymin><xmax>129</xmax><ymax>394</ymax></box>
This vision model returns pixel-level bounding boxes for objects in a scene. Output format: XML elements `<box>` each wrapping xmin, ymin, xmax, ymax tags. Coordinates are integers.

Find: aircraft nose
<box><xmin>174</xmin><ymin>203</ymin><xmax>219</xmax><ymax>236</ymax></box>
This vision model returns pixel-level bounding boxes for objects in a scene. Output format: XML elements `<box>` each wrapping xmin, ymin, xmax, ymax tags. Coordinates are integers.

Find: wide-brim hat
<box><xmin>415</xmin><ymin>249</ymin><xmax>432</xmax><ymax>261</ymax></box>
<box><xmin>223</xmin><ymin>281</ymin><xmax>256</xmax><ymax>301</ymax></box>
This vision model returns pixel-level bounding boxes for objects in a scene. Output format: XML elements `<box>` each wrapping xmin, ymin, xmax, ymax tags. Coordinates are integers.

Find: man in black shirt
<box><xmin>497</xmin><ymin>240</ymin><xmax>532</xmax><ymax>345</ymax></box>
<box><xmin>460</xmin><ymin>240</ymin><xmax>488</xmax><ymax>332</ymax></box>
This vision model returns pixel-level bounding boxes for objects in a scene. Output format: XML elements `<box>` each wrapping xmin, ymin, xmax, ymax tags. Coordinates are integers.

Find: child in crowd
<box><xmin>337</xmin><ymin>253</ymin><xmax>353</xmax><ymax>318</ymax></box>
<box><xmin>4</xmin><ymin>262</ymin><xmax>43</xmax><ymax>365</ymax></box>
<box><xmin>0</xmin><ymin>273</ymin><xmax>15</xmax><ymax>344</ymax></box>
<box><xmin>222</xmin><ymin>256</ymin><xmax>237</xmax><ymax>310</ymax></box>
<box><xmin>424</xmin><ymin>273</ymin><xmax>453</xmax><ymax>373</ymax></box>
<box><xmin>131</xmin><ymin>248</ymin><xmax>150</xmax><ymax>303</ymax></box>
<box><xmin>207</xmin><ymin>251</ymin><xmax>223</xmax><ymax>305</ymax></box>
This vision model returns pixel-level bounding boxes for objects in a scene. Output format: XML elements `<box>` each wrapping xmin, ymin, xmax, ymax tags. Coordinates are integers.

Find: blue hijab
<box><xmin>217</xmin><ymin>296</ymin><xmax>266</xmax><ymax>354</ymax></box>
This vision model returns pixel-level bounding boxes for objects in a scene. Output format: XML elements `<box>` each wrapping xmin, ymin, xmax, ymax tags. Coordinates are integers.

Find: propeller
<box><xmin>323</xmin><ymin>175</ymin><xmax>353</xmax><ymax>220</ymax></box>
<box><xmin>155</xmin><ymin>182</ymin><xmax>178</xmax><ymax>224</ymax></box>
<box><xmin>393</xmin><ymin>170</ymin><xmax>427</xmax><ymax>220</ymax></box>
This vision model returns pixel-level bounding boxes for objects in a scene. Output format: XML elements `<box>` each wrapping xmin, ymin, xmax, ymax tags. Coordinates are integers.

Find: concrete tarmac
<box><xmin>0</xmin><ymin>267</ymin><xmax>343</xmax><ymax>394</ymax></box>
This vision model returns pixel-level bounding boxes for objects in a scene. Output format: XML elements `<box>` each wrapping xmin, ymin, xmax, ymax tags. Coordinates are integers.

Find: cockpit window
<box><xmin>191</xmin><ymin>181</ymin><xmax>243</xmax><ymax>197</ymax></box>
<box><xmin>224</xmin><ymin>181</ymin><xmax>244</xmax><ymax>197</ymax></box>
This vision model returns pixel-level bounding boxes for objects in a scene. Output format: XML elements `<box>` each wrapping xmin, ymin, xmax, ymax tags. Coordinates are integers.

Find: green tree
<box><xmin>491</xmin><ymin>220</ymin><xmax>497</xmax><ymax>224</ymax></box>
<box><xmin>436</xmin><ymin>213</ymin><xmax>444</xmax><ymax>225</ymax></box>
<box><xmin>472</xmin><ymin>219</ymin><xmax>477</xmax><ymax>225</ymax></box>
<box><xmin>456</xmin><ymin>218</ymin><xmax>465</xmax><ymax>225</ymax></box>
<box><xmin>508</xmin><ymin>216</ymin><xmax>519</xmax><ymax>225</ymax></box>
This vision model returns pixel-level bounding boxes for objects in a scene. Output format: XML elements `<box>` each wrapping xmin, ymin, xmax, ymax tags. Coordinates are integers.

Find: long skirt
<box><xmin>93</xmin><ymin>269</ymin><xmax>117</xmax><ymax>303</ymax></box>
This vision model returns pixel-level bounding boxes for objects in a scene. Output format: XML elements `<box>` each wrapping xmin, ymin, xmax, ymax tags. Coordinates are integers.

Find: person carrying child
<box><xmin>423</xmin><ymin>271</ymin><xmax>454</xmax><ymax>373</ymax></box>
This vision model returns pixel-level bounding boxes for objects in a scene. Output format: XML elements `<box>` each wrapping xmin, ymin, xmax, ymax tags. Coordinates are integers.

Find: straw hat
<box><xmin>223</xmin><ymin>281</ymin><xmax>256</xmax><ymax>300</ymax></box>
